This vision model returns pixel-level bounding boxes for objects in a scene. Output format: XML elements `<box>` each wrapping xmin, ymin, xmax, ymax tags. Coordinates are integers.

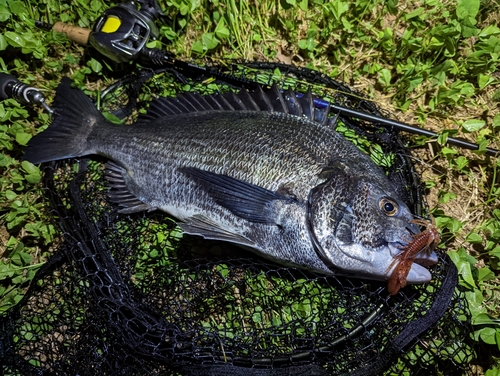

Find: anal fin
<box><xmin>104</xmin><ymin>162</ymin><xmax>156</xmax><ymax>214</ymax></box>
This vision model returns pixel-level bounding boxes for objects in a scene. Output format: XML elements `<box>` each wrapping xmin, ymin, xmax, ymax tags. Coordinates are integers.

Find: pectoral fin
<box><xmin>179</xmin><ymin>167</ymin><xmax>293</xmax><ymax>225</ymax></box>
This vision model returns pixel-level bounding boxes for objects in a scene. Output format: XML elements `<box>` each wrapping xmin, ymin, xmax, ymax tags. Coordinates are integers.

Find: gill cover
<box><xmin>306</xmin><ymin>163</ymin><xmax>412</xmax><ymax>278</ymax></box>
<box><xmin>306</xmin><ymin>166</ymin><xmax>357</xmax><ymax>272</ymax></box>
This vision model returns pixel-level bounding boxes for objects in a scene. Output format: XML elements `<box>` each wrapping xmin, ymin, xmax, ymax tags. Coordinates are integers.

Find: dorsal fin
<box><xmin>252</xmin><ymin>85</ymin><xmax>274</xmax><ymax>111</ymax></box>
<box><xmin>182</xmin><ymin>92</ymin><xmax>213</xmax><ymax>111</ymax></box>
<box><xmin>203</xmin><ymin>95</ymin><xmax>223</xmax><ymax>110</ymax></box>
<box><xmin>213</xmin><ymin>92</ymin><xmax>235</xmax><ymax>110</ymax></box>
<box><xmin>138</xmin><ymin>83</ymin><xmax>332</xmax><ymax>125</ymax></box>
<box><xmin>297</xmin><ymin>89</ymin><xmax>314</xmax><ymax>119</ymax></box>
<box><xmin>140</xmin><ymin>97</ymin><xmax>183</xmax><ymax>120</ymax></box>
<box><xmin>267</xmin><ymin>84</ymin><xmax>288</xmax><ymax>113</ymax></box>
<box><xmin>313</xmin><ymin>99</ymin><xmax>330</xmax><ymax>125</ymax></box>
<box><xmin>236</xmin><ymin>88</ymin><xmax>260</xmax><ymax>110</ymax></box>
<box><xmin>283</xmin><ymin>88</ymin><xmax>302</xmax><ymax>117</ymax></box>
<box><xmin>176</xmin><ymin>95</ymin><xmax>200</xmax><ymax>112</ymax></box>
<box><xmin>222</xmin><ymin>91</ymin><xmax>246</xmax><ymax>110</ymax></box>
<box><xmin>175</xmin><ymin>98</ymin><xmax>195</xmax><ymax>113</ymax></box>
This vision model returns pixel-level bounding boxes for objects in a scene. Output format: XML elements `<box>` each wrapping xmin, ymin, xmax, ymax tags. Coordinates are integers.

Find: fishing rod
<box><xmin>11</xmin><ymin>0</ymin><xmax>500</xmax><ymax>157</ymax></box>
<box><xmin>294</xmin><ymin>93</ymin><xmax>499</xmax><ymax>157</ymax></box>
<box><xmin>0</xmin><ymin>73</ymin><xmax>53</xmax><ymax>113</ymax></box>
<box><xmin>328</xmin><ymin>104</ymin><xmax>499</xmax><ymax>157</ymax></box>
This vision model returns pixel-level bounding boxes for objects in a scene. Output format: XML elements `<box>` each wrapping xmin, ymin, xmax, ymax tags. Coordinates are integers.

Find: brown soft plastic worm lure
<box><xmin>387</xmin><ymin>216</ymin><xmax>440</xmax><ymax>295</ymax></box>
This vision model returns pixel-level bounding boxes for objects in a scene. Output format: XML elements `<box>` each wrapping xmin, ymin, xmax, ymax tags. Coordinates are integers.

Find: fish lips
<box><xmin>388</xmin><ymin>242</ymin><xmax>439</xmax><ymax>284</ymax></box>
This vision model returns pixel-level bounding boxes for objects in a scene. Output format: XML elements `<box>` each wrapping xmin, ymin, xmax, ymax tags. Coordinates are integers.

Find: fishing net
<box><xmin>0</xmin><ymin>63</ymin><xmax>476</xmax><ymax>375</ymax></box>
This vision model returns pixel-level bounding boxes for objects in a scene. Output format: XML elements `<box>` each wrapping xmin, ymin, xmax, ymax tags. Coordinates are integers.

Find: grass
<box><xmin>0</xmin><ymin>0</ymin><xmax>499</xmax><ymax>373</ymax></box>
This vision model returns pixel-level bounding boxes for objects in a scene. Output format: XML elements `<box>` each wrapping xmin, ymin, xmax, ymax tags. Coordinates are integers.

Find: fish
<box><xmin>23</xmin><ymin>77</ymin><xmax>437</xmax><ymax>283</ymax></box>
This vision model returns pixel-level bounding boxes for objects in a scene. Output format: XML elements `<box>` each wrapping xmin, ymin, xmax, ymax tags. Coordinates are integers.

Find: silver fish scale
<box><xmin>85</xmin><ymin>109</ymin><xmax>385</xmax><ymax>274</ymax></box>
<box><xmin>92</xmin><ymin>110</ymin><xmax>374</xmax><ymax>203</ymax></box>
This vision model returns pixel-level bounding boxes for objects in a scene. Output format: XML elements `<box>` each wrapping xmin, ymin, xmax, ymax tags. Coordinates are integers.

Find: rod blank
<box><xmin>330</xmin><ymin>104</ymin><xmax>499</xmax><ymax>157</ymax></box>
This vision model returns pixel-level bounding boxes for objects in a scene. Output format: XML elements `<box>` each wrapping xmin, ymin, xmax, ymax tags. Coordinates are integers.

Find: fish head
<box><xmin>307</xmin><ymin>170</ymin><xmax>437</xmax><ymax>283</ymax></box>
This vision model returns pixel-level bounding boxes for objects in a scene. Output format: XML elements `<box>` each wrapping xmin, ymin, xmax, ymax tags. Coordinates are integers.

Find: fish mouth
<box><xmin>414</xmin><ymin>251</ymin><xmax>439</xmax><ymax>267</ymax></box>
<box><xmin>405</xmin><ymin>263</ymin><xmax>433</xmax><ymax>284</ymax></box>
<box><xmin>387</xmin><ymin>242</ymin><xmax>439</xmax><ymax>284</ymax></box>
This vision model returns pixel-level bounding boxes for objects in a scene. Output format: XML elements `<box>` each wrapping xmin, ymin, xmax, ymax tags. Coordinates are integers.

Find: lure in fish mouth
<box><xmin>306</xmin><ymin>167</ymin><xmax>438</xmax><ymax>283</ymax></box>
<box><xmin>386</xmin><ymin>217</ymin><xmax>441</xmax><ymax>294</ymax></box>
<box><xmin>23</xmin><ymin>77</ymin><xmax>437</xmax><ymax>285</ymax></box>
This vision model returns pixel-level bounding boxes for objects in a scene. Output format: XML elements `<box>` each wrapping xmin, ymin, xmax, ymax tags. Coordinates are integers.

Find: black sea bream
<box><xmin>24</xmin><ymin>78</ymin><xmax>437</xmax><ymax>282</ymax></box>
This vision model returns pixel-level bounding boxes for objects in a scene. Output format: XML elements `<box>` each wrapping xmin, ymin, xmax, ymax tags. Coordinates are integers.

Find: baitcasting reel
<box><xmin>89</xmin><ymin>0</ymin><xmax>165</xmax><ymax>63</ymax></box>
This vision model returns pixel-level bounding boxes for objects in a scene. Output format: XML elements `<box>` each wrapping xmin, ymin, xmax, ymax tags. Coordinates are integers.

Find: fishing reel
<box><xmin>89</xmin><ymin>0</ymin><xmax>166</xmax><ymax>63</ymax></box>
<box><xmin>37</xmin><ymin>0</ymin><xmax>173</xmax><ymax>65</ymax></box>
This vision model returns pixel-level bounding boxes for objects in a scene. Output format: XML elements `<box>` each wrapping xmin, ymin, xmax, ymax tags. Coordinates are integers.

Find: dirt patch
<box><xmin>0</xmin><ymin>224</ymin><xmax>10</xmax><ymax>258</ymax></box>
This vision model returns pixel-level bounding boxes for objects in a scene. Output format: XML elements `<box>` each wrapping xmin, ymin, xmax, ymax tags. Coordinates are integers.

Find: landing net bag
<box><xmin>0</xmin><ymin>63</ymin><xmax>475</xmax><ymax>375</ymax></box>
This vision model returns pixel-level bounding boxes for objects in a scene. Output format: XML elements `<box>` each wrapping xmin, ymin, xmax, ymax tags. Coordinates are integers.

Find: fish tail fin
<box><xmin>23</xmin><ymin>77</ymin><xmax>107</xmax><ymax>164</ymax></box>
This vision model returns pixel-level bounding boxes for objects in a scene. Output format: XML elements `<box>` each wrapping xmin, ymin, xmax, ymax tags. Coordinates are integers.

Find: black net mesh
<box><xmin>0</xmin><ymin>63</ymin><xmax>476</xmax><ymax>375</ymax></box>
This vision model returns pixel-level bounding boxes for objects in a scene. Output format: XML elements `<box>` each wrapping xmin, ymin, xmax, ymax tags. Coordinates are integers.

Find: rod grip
<box><xmin>53</xmin><ymin>22</ymin><xmax>91</xmax><ymax>45</ymax></box>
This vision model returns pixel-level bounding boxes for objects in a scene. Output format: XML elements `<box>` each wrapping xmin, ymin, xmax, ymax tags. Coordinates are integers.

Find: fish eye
<box><xmin>379</xmin><ymin>197</ymin><xmax>399</xmax><ymax>216</ymax></box>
